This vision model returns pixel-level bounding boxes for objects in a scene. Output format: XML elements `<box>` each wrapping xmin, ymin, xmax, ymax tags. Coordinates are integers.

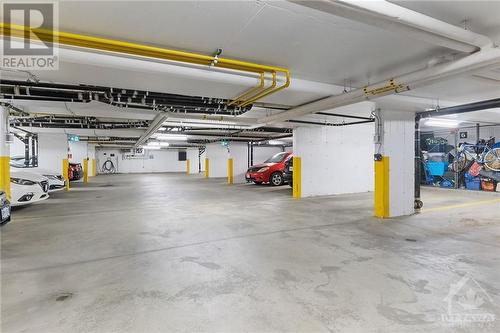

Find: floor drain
<box><xmin>55</xmin><ymin>293</ymin><xmax>73</xmax><ymax>301</ymax></box>
<box><xmin>405</xmin><ymin>238</ymin><xmax>417</xmax><ymax>242</ymax></box>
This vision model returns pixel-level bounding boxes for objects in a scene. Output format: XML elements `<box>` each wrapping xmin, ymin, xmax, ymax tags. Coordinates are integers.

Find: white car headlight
<box><xmin>11</xmin><ymin>177</ymin><xmax>36</xmax><ymax>186</ymax></box>
<box><xmin>257</xmin><ymin>167</ymin><xmax>269</xmax><ymax>173</ymax></box>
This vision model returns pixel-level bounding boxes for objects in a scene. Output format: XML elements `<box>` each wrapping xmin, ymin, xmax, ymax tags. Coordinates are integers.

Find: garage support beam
<box><xmin>0</xmin><ymin>106</ymin><xmax>10</xmax><ymax>199</ymax></box>
<box><xmin>374</xmin><ymin>110</ymin><xmax>415</xmax><ymax>218</ymax></box>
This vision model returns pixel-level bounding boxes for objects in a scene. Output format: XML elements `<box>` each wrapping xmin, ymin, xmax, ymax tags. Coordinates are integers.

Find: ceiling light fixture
<box><xmin>155</xmin><ymin>133</ymin><xmax>188</xmax><ymax>141</ymax></box>
<box><xmin>424</xmin><ymin>118</ymin><xmax>461</xmax><ymax>128</ymax></box>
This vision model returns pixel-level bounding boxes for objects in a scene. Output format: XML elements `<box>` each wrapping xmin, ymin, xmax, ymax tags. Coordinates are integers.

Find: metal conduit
<box><xmin>0</xmin><ymin>23</ymin><xmax>291</xmax><ymax>106</ymax></box>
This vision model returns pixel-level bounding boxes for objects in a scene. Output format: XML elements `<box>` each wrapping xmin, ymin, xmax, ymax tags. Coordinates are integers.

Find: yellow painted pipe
<box><xmin>227</xmin><ymin>158</ymin><xmax>234</xmax><ymax>185</ymax></box>
<box><xmin>292</xmin><ymin>156</ymin><xmax>301</xmax><ymax>199</ymax></box>
<box><xmin>374</xmin><ymin>157</ymin><xmax>390</xmax><ymax>218</ymax></box>
<box><xmin>237</xmin><ymin>71</ymin><xmax>277</xmax><ymax>107</ymax></box>
<box><xmin>0</xmin><ymin>23</ymin><xmax>291</xmax><ymax>105</ymax></box>
<box><xmin>186</xmin><ymin>159</ymin><xmax>190</xmax><ymax>175</ymax></box>
<box><xmin>91</xmin><ymin>159</ymin><xmax>96</xmax><ymax>177</ymax></box>
<box><xmin>62</xmin><ymin>159</ymin><xmax>70</xmax><ymax>191</ymax></box>
<box><xmin>240</xmin><ymin>70</ymin><xmax>291</xmax><ymax>107</ymax></box>
<box><xmin>205</xmin><ymin>158</ymin><xmax>209</xmax><ymax>178</ymax></box>
<box><xmin>83</xmin><ymin>158</ymin><xmax>89</xmax><ymax>183</ymax></box>
<box><xmin>227</xmin><ymin>72</ymin><xmax>265</xmax><ymax>106</ymax></box>
<box><xmin>0</xmin><ymin>156</ymin><xmax>10</xmax><ymax>200</ymax></box>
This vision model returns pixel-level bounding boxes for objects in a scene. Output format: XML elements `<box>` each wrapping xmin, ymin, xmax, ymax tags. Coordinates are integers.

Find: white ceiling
<box><xmin>2</xmin><ymin>0</ymin><xmax>500</xmax><ymax>136</ymax></box>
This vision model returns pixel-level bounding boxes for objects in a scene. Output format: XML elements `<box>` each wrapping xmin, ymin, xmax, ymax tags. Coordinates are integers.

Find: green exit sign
<box><xmin>68</xmin><ymin>135</ymin><xmax>80</xmax><ymax>142</ymax></box>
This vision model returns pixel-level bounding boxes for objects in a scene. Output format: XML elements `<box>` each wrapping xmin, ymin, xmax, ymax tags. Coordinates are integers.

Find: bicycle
<box><xmin>451</xmin><ymin>140</ymin><xmax>500</xmax><ymax>172</ymax></box>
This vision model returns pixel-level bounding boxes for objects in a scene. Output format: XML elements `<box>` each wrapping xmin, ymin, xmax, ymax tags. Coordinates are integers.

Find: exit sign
<box><xmin>68</xmin><ymin>135</ymin><xmax>80</xmax><ymax>142</ymax></box>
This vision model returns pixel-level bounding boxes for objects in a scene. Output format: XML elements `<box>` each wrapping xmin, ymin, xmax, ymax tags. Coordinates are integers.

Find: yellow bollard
<box><xmin>186</xmin><ymin>159</ymin><xmax>190</xmax><ymax>175</ymax></box>
<box><xmin>292</xmin><ymin>156</ymin><xmax>301</xmax><ymax>199</ymax></box>
<box><xmin>374</xmin><ymin>156</ymin><xmax>390</xmax><ymax>218</ymax></box>
<box><xmin>227</xmin><ymin>158</ymin><xmax>233</xmax><ymax>185</ymax></box>
<box><xmin>62</xmin><ymin>159</ymin><xmax>70</xmax><ymax>191</ymax></box>
<box><xmin>91</xmin><ymin>158</ymin><xmax>96</xmax><ymax>177</ymax></box>
<box><xmin>83</xmin><ymin>158</ymin><xmax>89</xmax><ymax>183</ymax></box>
<box><xmin>0</xmin><ymin>156</ymin><xmax>10</xmax><ymax>200</ymax></box>
<box><xmin>205</xmin><ymin>158</ymin><xmax>209</xmax><ymax>178</ymax></box>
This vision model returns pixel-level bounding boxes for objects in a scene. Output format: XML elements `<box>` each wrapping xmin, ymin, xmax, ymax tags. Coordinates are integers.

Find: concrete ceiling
<box><xmin>2</xmin><ymin>0</ymin><xmax>500</xmax><ymax>140</ymax></box>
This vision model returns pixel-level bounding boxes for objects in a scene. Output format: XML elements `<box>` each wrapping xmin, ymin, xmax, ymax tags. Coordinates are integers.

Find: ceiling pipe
<box><xmin>134</xmin><ymin>113</ymin><xmax>168</xmax><ymax>148</ymax></box>
<box><xmin>289</xmin><ymin>0</ymin><xmax>492</xmax><ymax>53</ymax></box>
<box><xmin>0</xmin><ymin>23</ymin><xmax>290</xmax><ymax>106</ymax></box>
<box><xmin>257</xmin><ymin>45</ymin><xmax>500</xmax><ymax>126</ymax></box>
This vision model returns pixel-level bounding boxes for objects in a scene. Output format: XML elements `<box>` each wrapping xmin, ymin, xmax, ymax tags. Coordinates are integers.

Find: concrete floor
<box><xmin>1</xmin><ymin>173</ymin><xmax>499</xmax><ymax>333</ymax></box>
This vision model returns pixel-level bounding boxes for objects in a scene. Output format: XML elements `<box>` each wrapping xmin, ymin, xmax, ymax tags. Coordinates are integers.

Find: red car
<box><xmin>246</xmin><ymin>152</ymin><xmax>293</xmax><ymax>186</ymax></box>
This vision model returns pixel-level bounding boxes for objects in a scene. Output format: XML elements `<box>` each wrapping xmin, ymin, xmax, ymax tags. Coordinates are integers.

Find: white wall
<box><xmin>69</xmin><ymin>141</ymin><xmax>95</xmax><ymax>164</ymax></box>
<box><xmin>205</xmin><ymin>142</ymin><xmax>261</xmax><ymax>183</ymax></box>
<box><xmin>38</xmin><ymin>134</ymin><xmax>69</xmax><ymax>173</ymax></box>
<box><xmin>96</xmin><ymin>148</ymin><xmax>197</xmax><ymax>174</ymax></box>
<box><xmin>294</xmin><ymin>123</ymin><xmax>374</xmax><ymax>197</ymax></box>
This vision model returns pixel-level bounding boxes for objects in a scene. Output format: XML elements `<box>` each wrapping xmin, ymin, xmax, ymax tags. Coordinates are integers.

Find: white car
<box><xmin>10</xmin><ymin>170</ymin><xmax>50</xmax><ymax>207</ymax></box>
<box><xmin>10</xmin><ymin>157</ymin><xmax>65</xmax><ymax>192</ymax></box>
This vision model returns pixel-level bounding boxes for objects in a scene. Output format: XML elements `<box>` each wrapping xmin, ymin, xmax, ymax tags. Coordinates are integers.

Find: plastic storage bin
<box><xmin>481</xmin><ymin>179</ymin><xmax>496</xmax><ymax>192</ymax></box>
<box><xmin>465</xmin><ymin>177</ymin><xmax>481</xmax><ymax>191</ymax></box>
<box><xmin>426</xmin><ymin>161</ymin><xmax>449</xmax><ymax>176</ymax></box>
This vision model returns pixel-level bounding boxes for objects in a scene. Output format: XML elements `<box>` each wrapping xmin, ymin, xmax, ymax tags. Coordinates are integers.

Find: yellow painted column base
<box><xmin>205</xmin><ymin>158</ymin><xmax>209</xmax><ymax>178</ymax></box>
<box><xmin>292</xmin><ymin>156</ymin><xmax>301</xmax><ymax>199</ymax></box>
<box><xmin>62</xmin><ymin>159</ymin><xmax>70</xmax><ymax>191</ymax></box>
<box><xmin>83</xmin><ymin>158</ymin><xmax>89</xmax><ymax>183</ymax></box>
<box><xmin>0</xmin><ymin>156</ymin><xmax>11</xmax><ymax>200</ymax></box>
<box><xmin>227</xmin><ymin>158</ymin><xmax>233</xmax><ymax>185</ymax></box>
<box><xmin>91</xmin><ymin>158</ymin><xmax>96</xmax><ymax>177</ymax></box>
<box><xmin>186</xmin><ymin>159</ymin><xmax>190</xmax><ymax>175</ymax></box>
<box><xmin>374</xmin><ymin>156</ymin><xmax>390</xmax><ymax>218</ymax></box>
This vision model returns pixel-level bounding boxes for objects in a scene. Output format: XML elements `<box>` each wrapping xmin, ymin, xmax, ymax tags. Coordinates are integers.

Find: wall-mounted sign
<box><xmin>68</xmin><ymin>134</ymin><xmax>80</xmax><ymax>142</ymax></box>
<box><xmin>459</xmin><ymin>132</ymin><xmax>468</xmax><ymax>139</ymax></box>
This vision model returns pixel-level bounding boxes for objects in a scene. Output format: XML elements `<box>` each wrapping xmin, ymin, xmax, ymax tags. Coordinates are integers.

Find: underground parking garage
<box><xmin>1</xmin><ymin>1</ymin><xmax>500</xmax><ymax>332</ymax></box>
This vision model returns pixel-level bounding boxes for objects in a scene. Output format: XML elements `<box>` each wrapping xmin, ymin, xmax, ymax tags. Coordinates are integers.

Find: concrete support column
<box><xmin>186</xmin><ymin>159</ymin><xmax>191</xmax><ymax>175</ymax></box>
<box><xmin>0</xmin><ymin>106</ymin><xmax>10</xmax><ymax>199</ymax></box>
<box><xmin>374</xmin><ymin>109</ymin><xmax>415</xmax><ymax>217</ymax></box>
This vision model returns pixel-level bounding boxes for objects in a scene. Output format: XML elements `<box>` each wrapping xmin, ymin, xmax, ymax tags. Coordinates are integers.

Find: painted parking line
<box><xmin>421</xmin><ymin>198</ymin><xmax>500</xmax><ymax>213</ymax></box>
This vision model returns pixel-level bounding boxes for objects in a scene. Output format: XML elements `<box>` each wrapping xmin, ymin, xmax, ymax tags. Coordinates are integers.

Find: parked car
<box><xmin>1</xmin><ymin>191</ymin><xmax>11</xmax><ymax>225</ymax></box>
<box><xmin>284</xmin><ymin>157</ymin><xmax>293</xmax><ymax>187</ymax></box>
<box><xmin>10</xmin><ymin>170</ymin><xmax>49</xmax><ymax>207</ymax></box>
<box><xmin>69</xmin><ymin>162</ymin><xmax>83</xmax><ymax>181</ymax></box>
<box><xmin>10</xmin><ymin>157</ymin><xmax>65</xmax><ymax>192</ymax></box>
<box><xmin>245</xmin><ymin>152</ymin><xmax>292</xmax><ymax>186</ymax></box>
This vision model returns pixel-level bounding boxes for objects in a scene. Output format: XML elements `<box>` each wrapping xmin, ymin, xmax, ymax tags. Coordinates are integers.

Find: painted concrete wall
<box><xmin>96</xmin><ymin>148</ymin><xmax>198</xmax><ymax>174</ymax></box>
<box><xmin>69</xmin><ymin>141</ymin><xmax>95</xmax><ymax>165</ymax></box>
<box><xmin>294</xmin><ymin>123</ymin><xmax>374</xmax><ymax>197</ymax></box>
<box><xmin>380</xmin><ymin>110</ymin><xmax>415</xmax><ymax>217</ymax></box>
<box><xmin>38</xmin><ymin>134</ymin><xmax>69</xmax><ymax>173</ymax></box>
<box><xmin>205</xmin><ymin>142</ymin><xmax>248</xmax><ymax>182</ymax></box>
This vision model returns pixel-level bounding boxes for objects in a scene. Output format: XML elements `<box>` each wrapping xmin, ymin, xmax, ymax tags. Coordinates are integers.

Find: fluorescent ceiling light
<box><xmin>268</xmin><ymin>140</ymin><xmax>285</xmax><ymax>145</ymax></box>
<box><xmin>143</xmin><ymin>145</ymin><xmax>160</xmax><ymax>150</ymax></box>
<box><xmin>155</xmin><ymin>133</ymin><xmax>188</xmax><ymax>141</ymax></box>
<box><xmin>159</xmin><ymin>142</ymin><xmax>170</xmax><ymax>147</ymax></box>
<box><xmin>424</xmin><ymin>118</ymin><xmax>461</xmax><ymax>128</ymax></box>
